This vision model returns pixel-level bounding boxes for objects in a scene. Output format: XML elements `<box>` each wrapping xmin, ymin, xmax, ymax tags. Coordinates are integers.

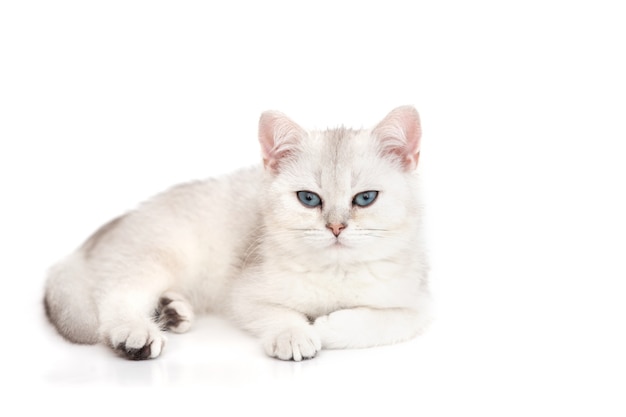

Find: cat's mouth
<box><xmin>330</xmin><ymin>237</ymin><xmax>348</xmax><ymax>248</ymax></box>
<box><xmin>299</xmin><ymin>229</ymin><xmax>354</xmax><ymax>250</ymax></box>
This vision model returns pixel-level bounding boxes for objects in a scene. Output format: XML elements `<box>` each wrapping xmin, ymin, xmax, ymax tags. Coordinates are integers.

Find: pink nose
<box><xmin>326</xmin><ymin>223</ymin><xmax>346</xmax><ymax>237</ymax></box>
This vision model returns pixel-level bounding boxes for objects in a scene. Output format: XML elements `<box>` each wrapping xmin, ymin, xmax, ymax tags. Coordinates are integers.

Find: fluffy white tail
<box><xmin>44</xmin><ymin>253</ymin><xmax>99</xmax><ymax>344</ymax></box>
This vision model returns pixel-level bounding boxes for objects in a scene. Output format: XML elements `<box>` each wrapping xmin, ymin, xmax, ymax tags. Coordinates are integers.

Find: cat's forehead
<box><xmin>300</xmin><ymin>127</ymin><xmax>387</xmax><ymax>190</ymax></box>
<box><xmin>307</xmin><ymin>127</ymin><xmax>370</xmax><ymax>158</ymax></box>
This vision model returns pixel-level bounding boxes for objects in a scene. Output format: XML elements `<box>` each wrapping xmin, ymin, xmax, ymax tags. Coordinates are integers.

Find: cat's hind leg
<box><xmin>97</xmin><ymin>288</ymin><xmax>168</xmax><ymax>360</ymax></box>
<box><xmin>99</xmin><ymin>290</ymin><xmax>195</xmax><ymax>360</ymax></box>
<box><xmin>106</xmin><ymin>318</ymin><xmax>166</xmax><ymax>360</ymax></box>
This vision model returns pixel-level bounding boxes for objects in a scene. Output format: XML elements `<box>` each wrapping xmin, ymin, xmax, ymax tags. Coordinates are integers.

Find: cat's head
<box><xmin>258</xmin><ymin>106</ymin><xmax>422</xmax><ymax>265</ymax></box>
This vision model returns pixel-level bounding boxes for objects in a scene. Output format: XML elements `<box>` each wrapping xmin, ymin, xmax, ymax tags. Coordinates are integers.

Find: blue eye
<box><xmin>297</xmin><ymin>191</ymin><xmax>322</xmax><ymax>208</ymax></box>
<box><xmin>353</xmin><ymin>191</ymin><xmax>378</xmax><ymax>207</ymax></box>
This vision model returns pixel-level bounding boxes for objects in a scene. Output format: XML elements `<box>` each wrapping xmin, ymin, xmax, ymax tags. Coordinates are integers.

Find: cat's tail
<box><xmin>44</xmin><ymin>253</ymin><xmax>99</xmax><ymax>344</ymax></box>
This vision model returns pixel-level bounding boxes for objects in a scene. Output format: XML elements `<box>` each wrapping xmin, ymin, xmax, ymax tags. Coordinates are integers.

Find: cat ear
<box><xmin>372</xmin><ymin>105</ymin><xmax>422</xmax><ymax>171</ymax></box>
<box><xmin>258</xmin><ymin>111</ymin><xmax>306</xmax><ymax>173</ymax></box>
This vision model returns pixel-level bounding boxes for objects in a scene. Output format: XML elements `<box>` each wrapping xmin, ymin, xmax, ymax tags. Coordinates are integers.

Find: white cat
<box><xmin>44</xmin><ymin>106</ymin><xmax>431</xmax><ymax>361</ymax></box>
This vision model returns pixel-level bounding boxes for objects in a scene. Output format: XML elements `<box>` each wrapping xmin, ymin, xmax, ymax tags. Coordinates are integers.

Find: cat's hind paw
<box><xmin>107</xmin><ymin>322</ymin><xmax>166</xmax><ymax>360</ymax></box>
<box><xmin>155</xmin><ymin>291</ymin><xmax>194</xmax><ymax>333</ymax></box>
<box><xmin>263</xmin><ymin>326</ymin><xmax>321</xmax><ymax>361</ymax></box>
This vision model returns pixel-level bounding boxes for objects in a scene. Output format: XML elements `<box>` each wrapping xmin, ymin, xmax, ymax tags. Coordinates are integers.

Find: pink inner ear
<box><xmin>258</xmin><ymin>112</ymin><xmax>281</xmax><ymax>170</ymax></box>
<box><xmin>373</xmin><ymin>106</ymin><xmax>422</xmax><ymax>170</ymax></box>
<box><xmin>258</xmin><ymin>111</ymin><xmax>305</xmax><ymax>173</ymax></box>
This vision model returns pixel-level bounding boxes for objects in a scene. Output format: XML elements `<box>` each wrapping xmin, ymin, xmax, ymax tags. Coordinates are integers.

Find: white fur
<box><xmin>44</xmin><ymin>106</ymin><xmax>430</xmax><ymax>361</ymax></box>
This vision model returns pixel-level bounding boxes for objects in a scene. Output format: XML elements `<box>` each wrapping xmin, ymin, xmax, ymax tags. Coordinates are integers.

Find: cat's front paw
<box><xmin>263</xmin><ymin>326</ymin><xmax>321</xmax><ymax>361</ymax></box>
<box><xmin>106</xmin><ymin>322</ymin><xmax>166</xmax><ymax>360</ymax></box>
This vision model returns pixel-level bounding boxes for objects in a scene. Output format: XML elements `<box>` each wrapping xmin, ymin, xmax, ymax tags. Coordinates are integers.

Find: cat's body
<box><xmin>44</xmin><ymin>106</ymin><xmax>431</xmax><ymax>361</ymax></box>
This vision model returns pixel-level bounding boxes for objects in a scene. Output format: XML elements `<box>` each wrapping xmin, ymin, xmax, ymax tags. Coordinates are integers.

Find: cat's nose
<box><xmin>326</xmin><ymin>223</ymin><xmax>346</xmax><ymax>237</ymax></box>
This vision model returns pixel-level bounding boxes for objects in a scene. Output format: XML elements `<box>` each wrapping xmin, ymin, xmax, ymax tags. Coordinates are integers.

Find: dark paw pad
<box><xmin>154</xmin><ymin>295</ymin><xmax>193</xmax><ymax>333</ymax></box>
<box><xmin>115</xmin><ymin>342</ymin><xmax>153</xmax><ymax>361</ymax></box>
<box><xmin>160</xmin><ymin>306</ymin><xmax>184</xmax><ymax>329</ymax></box>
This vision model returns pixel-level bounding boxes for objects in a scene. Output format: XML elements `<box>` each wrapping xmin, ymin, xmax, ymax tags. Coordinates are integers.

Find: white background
<box><xmin>1</xmin><ymin>0</ymin><xmax>625</xmax><ymax>415</ymax></box>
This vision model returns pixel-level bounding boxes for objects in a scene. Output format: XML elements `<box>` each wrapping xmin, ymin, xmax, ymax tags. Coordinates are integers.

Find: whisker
<box><xmin>239</xmin><ymin>226</ymin><xmax>416</xmax><ymax>266</ymax></box>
